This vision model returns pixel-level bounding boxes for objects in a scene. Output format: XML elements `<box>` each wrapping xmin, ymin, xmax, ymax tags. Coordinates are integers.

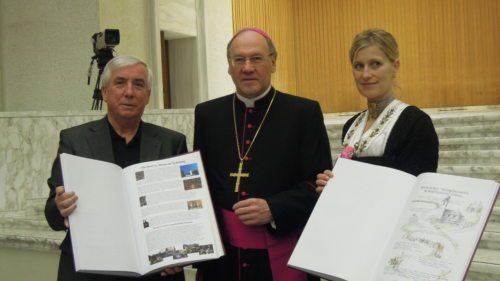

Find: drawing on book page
<box><xmin>378</xmin><ymin>185</ymin><xmax>485</xmax><ymax>280</ymax></box>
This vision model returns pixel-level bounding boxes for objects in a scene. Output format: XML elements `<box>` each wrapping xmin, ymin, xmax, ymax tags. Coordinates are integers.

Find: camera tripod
<box><xmin>88</xmin><ymin>49</ymin><xmax>114</xmax><ymax>110</ymax></box>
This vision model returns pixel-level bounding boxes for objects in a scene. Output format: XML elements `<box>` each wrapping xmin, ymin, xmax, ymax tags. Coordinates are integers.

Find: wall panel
<box><xmin>232</xmin><ymin>0</ymin><xmax>500</xmax><ymax>112</ymax></box>
<box><xmin>232</xmin><ymin>0</ymin><xmax>297</xmax><ymax>94</ymax></box>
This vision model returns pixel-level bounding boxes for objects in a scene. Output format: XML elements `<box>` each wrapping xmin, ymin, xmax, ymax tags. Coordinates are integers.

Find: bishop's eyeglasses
<box><xmin>229</xmin><ymin>54</ymin><xmax>274</xmax><ymax>67</ymax></box>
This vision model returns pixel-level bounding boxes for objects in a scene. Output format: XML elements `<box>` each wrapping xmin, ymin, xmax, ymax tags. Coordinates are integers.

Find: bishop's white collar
<box><xmin>236</xmin><ymin>85</ymin><xmax>272</xmax><ymax>108</ymax></box>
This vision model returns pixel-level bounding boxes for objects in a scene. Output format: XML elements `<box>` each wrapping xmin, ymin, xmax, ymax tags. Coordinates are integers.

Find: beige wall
<box><xmin>98</xmin><ymin>0</ymin><xmax>163</xmax><ymax>109</ymax></box>
<box><xmin>0</xmin><ymin>0</ymin><xmax>99</xmax><ymax>111</ymax></box>
<box><xmin>0</xmin><ymin>0</ymin><xmax>162</xmax><ymax>111</ymax></box>
<box><xmin>0</xmin><ymin>0</ymin><xmax>235</xmax><ymax>111</ymax></box>
<box><xmin>98</xmin><ymin>1</ymin><xmax>152</xmax><ymax>65</ymax></box>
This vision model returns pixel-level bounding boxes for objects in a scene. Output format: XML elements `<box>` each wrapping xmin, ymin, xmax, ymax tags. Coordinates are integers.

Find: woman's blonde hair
<box><xmin>349</xmin><ymin>28</ymin><xmax>399</xmax><ymax>64</ymax></box>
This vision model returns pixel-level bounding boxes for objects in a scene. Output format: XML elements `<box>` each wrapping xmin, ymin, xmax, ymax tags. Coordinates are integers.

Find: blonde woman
<box><xmin>317</xmin><ymin>28</ymin><xmax>439</xmax><ymax>193</ymax></box>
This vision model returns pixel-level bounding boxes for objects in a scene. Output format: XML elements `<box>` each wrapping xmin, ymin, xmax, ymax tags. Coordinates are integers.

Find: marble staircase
<box><xmin>435</xmin><ymin>109</ymin><xmax>499</xmax><ymax>281</ymax></box>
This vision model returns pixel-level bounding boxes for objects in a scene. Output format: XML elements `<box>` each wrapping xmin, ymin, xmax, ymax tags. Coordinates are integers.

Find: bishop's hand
<box><xmin>315</xmin><ymin>170</ymin><xmax>334</xmax><ymax>194</ymax></box>
<box><xmin>233</xmin><ymin>198</ymin><xmax>273</xmax><ymax>226</ymax></box>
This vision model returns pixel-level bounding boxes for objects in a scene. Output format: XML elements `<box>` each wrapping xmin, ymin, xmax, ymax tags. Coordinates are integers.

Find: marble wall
<box><xmin>3</xmin><ymin>106</ymin><xmax>500</xmax><ymax>212</ymax></box>
<box><xmin>2</xmin><ymin>106</ymin><xmax>500</xmax><ymax>213</ymax></box>
<box><xmin>0</xmin><ymin>109</ymin><xmax>193</xmax><ymax>212</ymax></box>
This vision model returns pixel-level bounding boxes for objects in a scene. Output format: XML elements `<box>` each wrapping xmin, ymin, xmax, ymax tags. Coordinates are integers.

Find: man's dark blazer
<box><xmin>45</xmin><ymin>116</ymin><xmax>187</xmax><ymax>281</ymax></box>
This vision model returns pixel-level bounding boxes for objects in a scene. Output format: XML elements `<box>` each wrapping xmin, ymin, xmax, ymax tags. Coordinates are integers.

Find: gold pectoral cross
<box><xmin>229</xmin><ymin>161</ymin><xmax>249</xmax><ymax>192</ymax></box>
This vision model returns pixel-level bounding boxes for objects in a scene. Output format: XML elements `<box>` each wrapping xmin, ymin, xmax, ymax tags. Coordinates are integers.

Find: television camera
<box><xmin>88</xmin><ymin>29</ymin><xmax>120</xmax><ymax>110</ymax></box>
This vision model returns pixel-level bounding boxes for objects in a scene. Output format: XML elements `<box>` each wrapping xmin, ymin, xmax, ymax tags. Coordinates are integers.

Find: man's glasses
<box><xmin>230</xmin><ymin>54</ymin><xmax>274</xmax><ymax>67</ymax></box>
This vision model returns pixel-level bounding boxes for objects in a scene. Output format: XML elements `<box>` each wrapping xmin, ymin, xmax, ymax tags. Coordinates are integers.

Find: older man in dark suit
<box><xmin>45</xmin><ymin>56</ymin><xmax>187</xmax><ymax>281</ymax></box>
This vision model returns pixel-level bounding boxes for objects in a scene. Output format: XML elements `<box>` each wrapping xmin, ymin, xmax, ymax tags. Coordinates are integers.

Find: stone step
<box><xmin>483</xmin><ymin>205</ymin><xmax>499</xmax><ymax>235</ymax></box>
<box><xmin>327</xmin><ymin>129</ymin><xmax>500</xmax><ymax>152</ymax></box>
<box><xmin>430</xmin><ymin>109</ymin><xmax>500</xmax><ymax>126</ymax></box>
<box><xmin>465</xmin><ymin>270</ymin><xmax>500</xmax><ymax>281</ymax></box>
<box><xmin>0</xmin><ymin>216</ymin><xmax>60</xmax><ymax>230</ymax></box>
<box><xmin>324</xmin><ymin>108</ymin><xmax>500</xmax><ymax>127</ymax></box>
<box><xmin>438</xmin><ymin>164</ymin><xmax>500</xmax><ymax>174</ymax></box>
<box><xmin>437</xmin><ymin>165</ymin><xmax>500</xmax><ymax>181</ymax></box>
<box><xmin>325</xmin><ymin>130</ymin><xmax>343</xmax><ymax>141</ymax></box>
<box><xmin>330</xmin><ymin>141</ymin><xmax>500</xmax><ymax>154</ymax></box>
<box><xmin>329</xmin><ymin>147</ymin><xmax>343</xmax><ymax>156</ymax></box>
<box><xmin>469</xmin><ymin>248</ymin><xmax>500</xmax><ymax>276</ymax></box>
<box><xmin>455</xmin><ymin>199</ymin><xmax>500</xmax><ymax>280</ymax></box>
<box><xmin>0</xmin><ymin>213</ymin><xmax>64</xmax><ymax>251</ymax></box>
<box><xmin>0</xmin><ymin>212</ymin><xmax>60</xmax><ymax>236</ymax></box>
<box><xmin>0</xmin><ymin>233</ymin><xmax>62</xmax><ymax>251</ymax></box>
<box><xmin>433</xmin><ymin>117</ymin><xmax>500</xmax><ymax>129</ymax></box>
<box><xmin>439</xmin><ymin>150</ymin><xmax>500</xmax><ymax>165</ymax></box>
<box><xmin>324</xmin><ymin>107</ymin><xmax>500</xmax><ymax>123</ymax></box>
<box><xmin>435</xmin><ymin>124</ymin><xmax>500</xmax><ymax>138</ymax></box>
<box><xmin>439</xmin><ymin>137</ymin><xmax>500</xmax><ymax>151</ymax></box>
<box><xmin>325</xmin><ymin>158</ymin><xmax>500</xmax><ymax>181</ymax></box>
<box><xmin>486</xmin><ymin>206</ymin><xmax>500</xmax><ymax>232</ymax></box>
<box><xmin>479</xmin><ymin>231</ymin><xmax>500</xmax><ymax>251</ymax></box>
<box><xmin>326</xmin><ymin>123</ymin><xmax>500</xmax><ymax>139</ymax></box>
<box><xmin>0</xmin><ymin>214</ymin><xmax>50</xmax><ymax>232</ymax></box>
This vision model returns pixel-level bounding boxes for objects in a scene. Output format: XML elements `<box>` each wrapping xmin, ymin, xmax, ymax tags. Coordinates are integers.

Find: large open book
<box><xmin>288</xmin><ymin>158</ymin><xmax>499</xmax><ymax>281</ymax></box>
<box><xmin>60</xmin><ymin>151</ymin><xmax>224</xmax><ymax>277</ymax></box>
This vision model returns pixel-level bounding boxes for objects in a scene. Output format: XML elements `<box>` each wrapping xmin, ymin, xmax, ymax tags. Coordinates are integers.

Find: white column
<box><xmin>198</xmin><ymin>0</ymin><xmax>234</xmax><ymax>101</ymax></box>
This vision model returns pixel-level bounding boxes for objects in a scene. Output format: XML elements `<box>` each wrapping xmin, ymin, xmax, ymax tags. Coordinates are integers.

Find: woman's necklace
<box><xmin>342</xmin><ymin>99</ymin><xmax>397</xmax><ymax>158</ymax></box>
<box><xmin>229</xmin><ymin>89</ymin><xmax>276</xmax><ymax>192</ymax></box>
<box><xmin>367</xmin><ymin>96</ymin><xmax>395</xmax><ymax>119</ymax></box>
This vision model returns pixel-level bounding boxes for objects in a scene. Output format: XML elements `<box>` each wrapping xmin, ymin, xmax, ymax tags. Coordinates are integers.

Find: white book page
<box><xmin>289</xmin><ymin>158</ymin><xmax>415</xmax><ymax>281</ymax></box>
<box><xmin>123</xmin><ymin>151</ymin><xmax>224</xmax><ymax>274</ymax></box>
<box><xmin>375</xmin><ymin>173</ymin><xmax>499</xmax><ymax>281</ymax></box>
<box><xmin>61</xmin><ymin>153</ymin><xmax>139</xmax><ymax>273</ymax></box>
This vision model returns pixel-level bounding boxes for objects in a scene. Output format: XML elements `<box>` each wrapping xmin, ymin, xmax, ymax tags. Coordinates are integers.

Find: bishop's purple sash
<box><xmin>220</xmin><ymin>208</ymin><xmax>307</xmax><ymax>281</ymax></box>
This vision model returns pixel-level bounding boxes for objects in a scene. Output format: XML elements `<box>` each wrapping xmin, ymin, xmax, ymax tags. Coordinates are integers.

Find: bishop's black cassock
<box><xmin>193</xmin><ymin>88</ymin><xmax>332</xmax><ymax>281</ymax></box>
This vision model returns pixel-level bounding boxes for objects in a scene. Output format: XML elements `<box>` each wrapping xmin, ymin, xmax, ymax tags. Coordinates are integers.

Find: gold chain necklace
<box><xmin>229</xmin><ymin>89</ymin><xmax>276</xmax><ymax>192</ymax></box>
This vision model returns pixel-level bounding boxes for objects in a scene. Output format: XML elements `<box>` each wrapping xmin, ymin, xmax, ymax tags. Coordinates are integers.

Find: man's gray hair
<box><xmin>100</xmin><ymin>55</ymin><xmax>153</xmax><ymax>90</ymax></box>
